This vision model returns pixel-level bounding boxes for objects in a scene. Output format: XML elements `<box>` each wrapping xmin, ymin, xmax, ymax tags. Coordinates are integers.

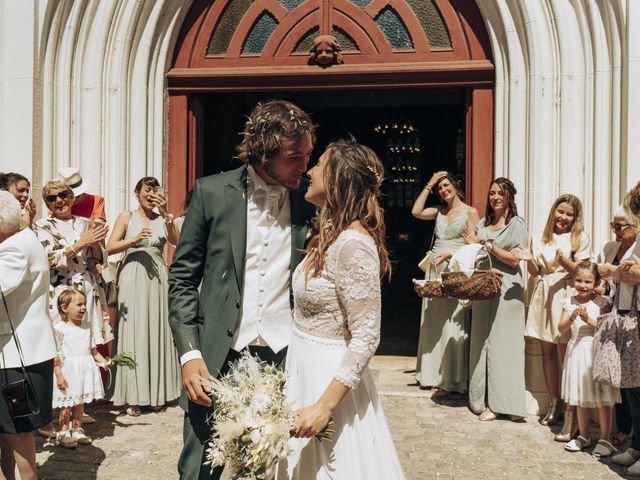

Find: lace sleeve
<box><xmin>333</xmin><ymin>236</ymin><xmax>381</xmax><ymax>389</ymax></box>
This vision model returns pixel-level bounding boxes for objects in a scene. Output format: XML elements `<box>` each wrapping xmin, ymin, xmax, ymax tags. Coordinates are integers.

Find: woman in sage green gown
<box><xmin>106</xmin><ymin>177</ymin><xmax>181</xmax><ymax>415</ymax></box>
<box><xmin>462</xmin><ymin>177</ymin><xmax>528</xmax><ymax>420</ymax></box>
<box><xmin>412</xmin><ymin>172</ymin><xmax>479</xmax><ymax>395</ymax></box>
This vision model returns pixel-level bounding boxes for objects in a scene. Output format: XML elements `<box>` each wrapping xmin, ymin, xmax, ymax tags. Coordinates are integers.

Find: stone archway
<box><xmin>23</xmin><ymin>0</ymin><xmax>636</xmax><ymax>236</ymax></box>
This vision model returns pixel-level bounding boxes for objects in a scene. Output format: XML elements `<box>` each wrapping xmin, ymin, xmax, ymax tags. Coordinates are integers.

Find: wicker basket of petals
<box><xmin>413</xmin><ymin>279</ymin><xmax>446</xmax><ymax>298</ymax></box>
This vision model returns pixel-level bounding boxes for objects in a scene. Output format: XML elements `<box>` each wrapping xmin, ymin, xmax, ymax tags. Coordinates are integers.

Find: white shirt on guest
<box><xmin>618</xmin><ymin>233</ymin><xmax>640</xmax><ymax>311</ymax></box>
<box><xmin>0</xmin><ymin>228</ymin><xmax>58</xmax><ymax>368</ymax></box>
<box><xmin>179</xmin><ymin>165</ymin><xmax>293</xmax><ymax>365</ymax></box>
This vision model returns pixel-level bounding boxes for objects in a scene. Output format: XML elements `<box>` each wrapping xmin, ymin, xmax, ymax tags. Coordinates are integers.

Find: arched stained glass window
<box><xmin>198</xmin><ymin>0</ymin><xmax>471</xmax><ymax>62</ymax></box>
<box><xmin>407</xmin><ymin>0</ymin><xmax>451</xmax><ymax>48</ymax></box>
<box><xmin>280</xmin><ymin>0</ymin><xmax>308</xmax><ymax>11</ymax></box>
<box><xmin>294</xmin><ymin>26</ymin><xmax>320</xmax><ymax>53</ymax></box>
<box><xmin>375</xmin><ymin>7</ymin><xmax>413</xmax><ymax>50</ymax></box>
<box><xmin>333</xmin><ymin>27</ymin><xmax>358</xmax><ymax>52</ymax></box>
<box><xmin>208</xmin><ymin>0</ymin><xmax>253</xmax><ymax>55</ymax></box>
<box><xmin>242</xmin><ymin>12</ymin><xmax>279</xmax><ymax>55</ymax></box>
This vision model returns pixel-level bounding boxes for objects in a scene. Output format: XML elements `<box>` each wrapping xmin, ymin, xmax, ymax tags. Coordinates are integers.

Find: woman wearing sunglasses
<box><xmin>33</xmin><ymin>180</ymin><xmax>113</xmax><ymax>354</ymax></box>
<box><xmin>597</xmin><ymin>205</ymin><xmax>638</xmax><ymax>448</ymax></box>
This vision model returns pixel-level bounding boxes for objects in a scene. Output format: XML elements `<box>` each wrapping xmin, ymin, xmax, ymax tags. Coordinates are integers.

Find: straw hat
<box><xmin>58</xmin><ymin>167</ymin><xmax>90</xmax><ymax>196</ymax></box>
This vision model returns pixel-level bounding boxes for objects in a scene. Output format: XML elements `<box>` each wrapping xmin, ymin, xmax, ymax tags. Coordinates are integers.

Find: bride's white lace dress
<box><xmin>277</xmin><ymin>229</ymin><xmax>405</xmax><ymax>479</ymax></box>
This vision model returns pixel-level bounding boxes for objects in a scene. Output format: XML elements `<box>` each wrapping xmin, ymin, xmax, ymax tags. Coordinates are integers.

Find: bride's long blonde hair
<box><xmin>304</xmin><ymin>140</ymin><xmax>391</xmax><ymax>279</ymax></box>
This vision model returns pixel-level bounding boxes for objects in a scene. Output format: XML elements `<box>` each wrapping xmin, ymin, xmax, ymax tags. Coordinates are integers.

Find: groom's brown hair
<box><xmin>236</xmin><ymin>100</ymin><xmax>315</xmax><ymax>165</ymax></box>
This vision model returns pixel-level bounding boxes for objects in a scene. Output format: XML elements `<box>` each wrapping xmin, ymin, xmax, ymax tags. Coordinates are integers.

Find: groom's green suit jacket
<box><xmin>168</xmin><ymin>164</ymin><xmax>315</xmax><ymax>408</ymax></box>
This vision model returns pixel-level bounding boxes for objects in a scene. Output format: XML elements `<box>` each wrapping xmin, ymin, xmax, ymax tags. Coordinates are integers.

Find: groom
<box><xmin>168</xmin><ymin>100</ymin><xmax>316</xmax><ymax>479</ymax></box>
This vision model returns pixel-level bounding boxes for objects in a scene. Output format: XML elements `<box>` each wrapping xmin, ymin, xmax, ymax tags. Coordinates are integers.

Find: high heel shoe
<box><xmin>554</xmin><ymin>410</ymin><xmax>578</xmax><ymax>442</ymax></box>
<box><xmin>540</xmin><ymin>398</ymin><xmax>563</xmax><ymax>426</ymax></box>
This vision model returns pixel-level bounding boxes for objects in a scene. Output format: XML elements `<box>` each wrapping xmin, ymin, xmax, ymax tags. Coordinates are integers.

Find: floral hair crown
<box><xmin>367</xmin><ymin>165</ymin><xmax>384</xmax><ymax>185</ymax></box>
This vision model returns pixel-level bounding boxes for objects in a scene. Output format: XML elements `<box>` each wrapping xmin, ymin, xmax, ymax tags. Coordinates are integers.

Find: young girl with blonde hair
<box><xmin>52</xmin><ymin>289</ymin><xmax>107</xmax><ymax>448</ymax></box>
<box><xmin>514</xmin><ymin>194</ymin><xmax>591</xmax><ymax>438</ymax></box>
<box><xmin>558</xmin><ymin>262</ymin><xmax>619</xmax><ymax>456</ymax></box>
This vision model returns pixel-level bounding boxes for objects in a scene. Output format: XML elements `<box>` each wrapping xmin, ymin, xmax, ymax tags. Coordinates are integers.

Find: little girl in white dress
<box><xmin>558</xmin><ymin>261</ymin><xmax>620</xmax><ymax>456</ymax></box>
<box><xmin>52</xmin><ymin>289</ymin><xmax>107</xmax><ymax>448</ymax></box>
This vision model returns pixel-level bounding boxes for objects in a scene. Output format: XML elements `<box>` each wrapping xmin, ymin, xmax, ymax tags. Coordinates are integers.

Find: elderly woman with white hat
<box><xmin>0</xmin><ymin>191</ymin><xmax>57</xmax><ymax>479</ymax></box>
<box><xmin>58</xmin><ymin>167</ymin><xmax>106</xmax><ymax>222</ymax></box>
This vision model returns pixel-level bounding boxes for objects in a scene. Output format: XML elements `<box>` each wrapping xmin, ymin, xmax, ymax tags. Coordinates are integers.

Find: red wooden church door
<box><xmin>167</xmin><ymin>0</ymin><xmax>494</xmax><ymax>212</ymax></box>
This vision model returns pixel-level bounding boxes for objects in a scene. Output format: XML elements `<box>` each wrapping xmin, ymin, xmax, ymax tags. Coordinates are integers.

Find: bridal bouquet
<box><xmin>201</xmin><ymin>352</ymin><xmax>332</xmax><ymax>480</ymax></box>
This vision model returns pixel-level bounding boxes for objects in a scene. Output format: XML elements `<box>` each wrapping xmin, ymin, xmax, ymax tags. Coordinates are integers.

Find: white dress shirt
<box><xmin>179</xmin><ymin>166</ymin><xmax>293</xmax><ymax>365</ymax></box>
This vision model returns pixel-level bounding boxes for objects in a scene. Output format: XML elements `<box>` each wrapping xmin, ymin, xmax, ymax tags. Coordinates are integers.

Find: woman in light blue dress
<box><xmin>412</xmin><ymin>171</ymin><xmax>479</xmax><ymax>395</ymax></box>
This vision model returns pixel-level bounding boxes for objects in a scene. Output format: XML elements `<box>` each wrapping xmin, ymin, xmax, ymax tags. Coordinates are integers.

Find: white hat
<box><xmin>58</xmin><ymin>167</ymin><xmax>90</xmax><ymax>196</ymax></box>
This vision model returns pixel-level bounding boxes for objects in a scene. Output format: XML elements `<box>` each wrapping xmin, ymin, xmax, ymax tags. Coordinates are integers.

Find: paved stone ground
<box><xmin>33</xmin><ymin>356</ymin><xmax>630</xmax><ymax>479</ymax></box>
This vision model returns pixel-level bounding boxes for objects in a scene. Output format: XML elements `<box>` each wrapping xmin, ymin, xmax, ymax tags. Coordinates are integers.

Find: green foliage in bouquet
<box><xmin>109</xmin><ymin>352</ymin><xmax>137</xmax><ymax>370</ymax></box>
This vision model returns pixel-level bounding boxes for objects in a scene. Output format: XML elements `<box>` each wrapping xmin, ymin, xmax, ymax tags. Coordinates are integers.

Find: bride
<box><xmin>278</xmin><ymin>140</ymin><xmax>405</xmax><ymax>479</ymax></box>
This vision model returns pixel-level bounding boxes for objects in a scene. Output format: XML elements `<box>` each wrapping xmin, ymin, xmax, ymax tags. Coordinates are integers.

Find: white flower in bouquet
<box><xmin>201</xmin><ymin>351</ymin><xmax>333</xmax><ymax>480</ymax></box>
<box><xmin>250</xmin><ymin>392</ymin><xmax>270</xmax><ymax>413</ymax></box>
<box><xmin>201</xmin><ymin>352</ymin><xmax>295</xmax><ymax>480</ymax></box>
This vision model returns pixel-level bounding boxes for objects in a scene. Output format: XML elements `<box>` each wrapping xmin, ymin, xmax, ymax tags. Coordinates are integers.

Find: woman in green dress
<box><xmin>462</xmin><ymin>177</ymin><xmax>528</xmax><ymax>420</ymax></box>
<box><xmin>412</xmin><ymin>172</ymin><xmax>479</xmax><ymax>396</ymax></box>
<box><xmin>106</xmin><ymin>177</ymin><xmax>181</xmax><ymax>416</ymax></box>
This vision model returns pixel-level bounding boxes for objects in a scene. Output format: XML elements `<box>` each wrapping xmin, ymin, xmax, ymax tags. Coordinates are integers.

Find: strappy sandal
<box><xmin>612</xmin><ymin>432</ymin><xmax>630</xmax><ymax>447</ymax></box>
<box><xmin>593</xmin><ymin>439</ymin><xmax>618</xmax><ymax>458</ymax></box>
<box><xmin>431</xmin><ymin>388</ymin><xmax>449</xmax><ymax>398</ymax></box>
<box><xmin>125</xmin><ymin>406</ymin><xmax>141</xmax><ymax>417</ymax></box>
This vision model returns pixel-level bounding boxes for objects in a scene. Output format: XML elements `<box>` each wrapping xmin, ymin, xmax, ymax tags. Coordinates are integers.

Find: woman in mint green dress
<box><xmin>462</xmin><ymin>177</ymin><xmax>528</xmax><ymax>420</ymax></box>
<box><xmin>106</xmin><ymin>177</ymin><xmax>181</xmax><ymax>416</ymax></box>
<box><xmin>412</xmin><ymin>172</ymin><xmax>479</xmax><ymax>395</ymax></box>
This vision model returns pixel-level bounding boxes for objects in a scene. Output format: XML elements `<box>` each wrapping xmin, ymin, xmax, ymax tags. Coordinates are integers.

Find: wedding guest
<box><xmin>0</xmin><ymin>172</ymin><xmax>37</xmax><ymax>229</ymax></box>
<box><xmin>462</xmin><ymin>177</ymin><xmax>528</xmax><ymax>420</ymax></box>
<box><xmin>33</xmin><ymin>181</ymin><xmax>112</xmax><ymax>342</ymax></box>
<box><xmin>106</xmin><ymin>177</ymin><xmax>180</xmax><ymax>417</ymax></box>
<box><xmin>59</xmin><ymin>166</ymin><xmax>110</xmax><ymax>397</ymax></box>
<box><xmin>558</xmin><ymin>262</ymin><xmax>618</xmax><ymax>456</ymax></box>
<box><xmin>0</xmin><ymin>191</ymin><xmax>58</xmax><ymax>480</ymax></box>
<box><xmin>513</xmin><ymin>194</ymin><xmax>590</xmax><ymax>438</ymax></box>
<box><xmin>58</xmin><ymin>167</ymin><xmax>107</xmax><ymax>222</ymax></box>
<box><xmin>611</xmin><ymin>181</ymin><xmax>640</xmax><ymax>475</ymax></box>
<box><xmin>597</xmin><ymin>206</ymin><xmax>637</xmax><ymax>446</ymax></box>
<box><xmin>52</xmin><ymin>289</ymin><xmax>107</xmax><ymax>448</ymax></box>
<box><xmin>168</xmin><ymin>100</ymin><xmax>316</xmax><ymax>479</ymax></box>
<box><xmin>411</xmin><ymin>171</ymin><xmax>479</xmax><ymax>396</ymax></box>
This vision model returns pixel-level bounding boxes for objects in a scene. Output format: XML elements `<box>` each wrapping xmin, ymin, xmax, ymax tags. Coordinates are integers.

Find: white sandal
<box><xmin>565</xmin><ymin>435</ymin><xmax>592</xmax><ymax>452</ymax></box>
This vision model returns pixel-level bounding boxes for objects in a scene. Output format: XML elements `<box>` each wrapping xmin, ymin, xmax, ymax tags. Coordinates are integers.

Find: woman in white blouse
<box><xmin>0</xmin><ymin>191</ymin><xmax>57</xmax><ymax>480</ymax></box>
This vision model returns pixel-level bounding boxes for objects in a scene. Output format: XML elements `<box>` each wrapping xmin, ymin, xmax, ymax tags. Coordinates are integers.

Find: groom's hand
<box><xmin>182</xmin><ymin>358</ymin><xmax>213</xmax><ymax>407</ymax></box>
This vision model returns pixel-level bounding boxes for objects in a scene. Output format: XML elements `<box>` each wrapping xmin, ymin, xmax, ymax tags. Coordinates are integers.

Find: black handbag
<box><xmin>106</xmin><ymin>260</ymin><xmax>124</xmax><ymax>308</ymax></box>
<box><xmin>0</xmin><ymin>286</ymin><xmax>40</xmax><ymax>418</ymax></box>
